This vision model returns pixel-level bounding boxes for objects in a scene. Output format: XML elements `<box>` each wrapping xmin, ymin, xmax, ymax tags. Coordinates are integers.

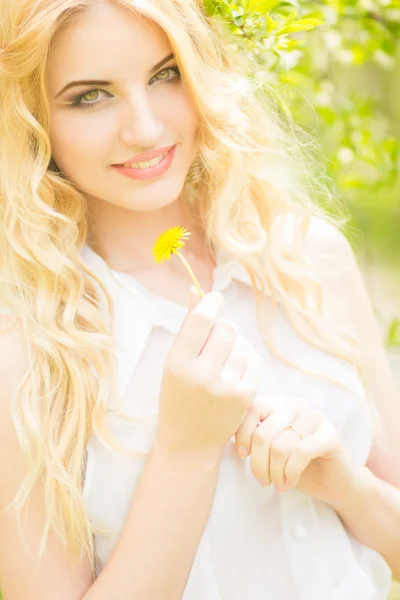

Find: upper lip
<box><xmin>114</xmin><ymin>144</ymin><xmax>175</xmax><ymax>165</ymax></box>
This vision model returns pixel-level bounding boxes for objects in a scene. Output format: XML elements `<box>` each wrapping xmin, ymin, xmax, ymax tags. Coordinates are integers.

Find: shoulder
<box><xmin>280</xmin><ymin>213</ymin><xmax>355</xmax><ymax>271</ymax></box>
<box><xmin>298</xmin><ymin>215</ymin><xmax>361</xmax><ymax>324</ymax></box>
<box><xmin>279</xmin><ymin>214</ymin><xmax>358</xmax><ymax>321</ymax></box>
<box><xmin>302</xmin><ymin>215</ymin><xmax>355</xmax><ymax>267</ymax></box>
<box><xmin>296</xmin><ymin>215</ymin><xmax>375</xmax><ymax>339</ymax></box>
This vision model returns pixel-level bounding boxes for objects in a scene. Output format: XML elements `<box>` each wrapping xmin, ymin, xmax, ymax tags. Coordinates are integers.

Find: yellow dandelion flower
<box><xmin>152</xmin><ymin>226</ymin><xmax>191</xmax><ymax>263</ymax></box>
<box><xmin>152</xmin><ymin>226</ymin><xmax>204</xmax><ymax>298</ymax></box>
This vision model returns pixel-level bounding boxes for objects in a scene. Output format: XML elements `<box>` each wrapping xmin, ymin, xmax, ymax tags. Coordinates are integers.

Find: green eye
<box><xmin>71</xmin><ymin>89</ymin><xmax>111</xmax><ymax>108</ymax></box>
<box><xmin>152</xmin><ymin>66</ymin><xmax>181</xmax><ymax>83</ymax></box>
<box><xmin>71</xmin><ymin>66</ymin><xmax>181</xmax><ymax>109</ymax></box>
<box><xmin>154</xmin><ymin>69</ymin><xmax>170</xmax><ymax>80</ymax></box>
<box><xmin>81</xmin><ymin>90</ymin><xmax>100</xmax><ymax>102</ymax></box>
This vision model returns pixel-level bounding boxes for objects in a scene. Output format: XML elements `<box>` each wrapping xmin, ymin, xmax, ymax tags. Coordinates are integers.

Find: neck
<box><xmin>85</xmin><ymin>195</ymin><xmax>213</xmax><ymax>274</ymax></box>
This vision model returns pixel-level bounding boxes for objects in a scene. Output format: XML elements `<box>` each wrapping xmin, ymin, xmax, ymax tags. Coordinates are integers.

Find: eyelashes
<box><xmin>70</xmin><ymin>66</ymin><xmax>181</xmax><ymax>109</ymax></box>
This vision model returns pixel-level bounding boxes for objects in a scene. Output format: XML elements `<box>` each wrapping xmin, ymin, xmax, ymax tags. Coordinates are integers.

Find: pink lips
<box><xmin>111</xmin><ymin>144</ymin><xmax>176</xmax><ymax>181</ymax></box>
<box><xmin>115</xmin><ymin>144</ymin><xmax>175</xmax><ymax>166</ymax></box>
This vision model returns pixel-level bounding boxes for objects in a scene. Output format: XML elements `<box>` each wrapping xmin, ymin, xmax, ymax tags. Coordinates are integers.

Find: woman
<box><xmin>0</xmin><ymin>0</ymin><xmax>399</xmax><ymax>598</ymax></box>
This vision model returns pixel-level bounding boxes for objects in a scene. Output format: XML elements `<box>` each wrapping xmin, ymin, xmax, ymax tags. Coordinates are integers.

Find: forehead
<box><xmin>47</xmin><ymin>2</ymin><xmax>171</xmax><ymax>86</ymax></box>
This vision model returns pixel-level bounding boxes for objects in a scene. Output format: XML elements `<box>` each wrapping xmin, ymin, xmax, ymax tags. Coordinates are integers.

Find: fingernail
<box><xmin>237</xmin><ymin>446</ymin><xmax>248</xmax><ymax>458</ymax></box>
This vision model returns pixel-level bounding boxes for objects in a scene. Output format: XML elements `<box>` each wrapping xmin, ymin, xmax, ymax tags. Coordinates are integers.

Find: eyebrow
<box><xmin>55</xmin><ymin>52</ymin><xmax>175</xmax><ymax>99</ymax></box>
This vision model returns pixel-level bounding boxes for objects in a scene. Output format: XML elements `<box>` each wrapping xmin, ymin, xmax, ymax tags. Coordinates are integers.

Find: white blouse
<box><xmin>81</xmin><ymin>242</ymin><xmax>392</xmax><ymax>599</ymax></box>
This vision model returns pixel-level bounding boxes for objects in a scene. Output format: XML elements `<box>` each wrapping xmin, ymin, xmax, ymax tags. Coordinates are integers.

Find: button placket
<box><xmin>279</xmin><ymin>491</ymin><xmax>334</xmax><ymax>600</ymax></box>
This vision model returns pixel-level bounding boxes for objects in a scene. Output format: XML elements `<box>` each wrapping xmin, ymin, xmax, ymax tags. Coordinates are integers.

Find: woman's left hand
<box><xmin>235</xmin><ymin>395</ymin><xmax>349</xmax><ymax>501</ymax></box>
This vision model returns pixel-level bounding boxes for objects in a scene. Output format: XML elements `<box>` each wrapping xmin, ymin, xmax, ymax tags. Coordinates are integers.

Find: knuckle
<box><xmin>164</xmin><ymin>360</ymin><xmax>183</xmax><ymax>379</ymax></box>
<box><xmin>236</xmin><ymin>395</ymin><xmax>255</xmax><ymax>415</ymax></box>
<box><xmin>210</xmin><ymin>379</ymin><xmax>234</xmax><ymax>398</ymax></box>
<box><xmin>215</xmin><ymin>319</ymin><xmax>238</xmax><ymax>339</ymax></box>
<box><xmin>237</xmin><ymin>383</ymin><xmax>257</xmax><ymax>401</ymax></box>
<box><xmin>247</xmin><ymin>401</ymin><xmax>262</xmax><ymax>416</ymax></box>
<box><xmin>182</xmin><ymin>364</ymin><xmax>212</xmax><ymax>388</ymax></box>
<box><xmin>191</xmin><ymin>311</ymin><xmax>214</xmax><ymax>329</ymax></box>
<box><xmin>193</xmin><ymin>369</ymin><xmax>214</xmax><ymax>389</ymax></box>
<box><xmin>236</xmin><ymin>381</ymin><xmax>257</xmax><ymax>400</ymax></box>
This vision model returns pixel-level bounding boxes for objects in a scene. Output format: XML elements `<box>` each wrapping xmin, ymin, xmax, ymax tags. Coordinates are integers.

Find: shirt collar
<box><xmin>80</xmin><ymin>243</ymin><xmax>272</xmax><ymax>397</ymax></box>
<box><xmin>81</xmin><ymin>243</ymin><xmax>271</xmax><ymax>299</ymax></box>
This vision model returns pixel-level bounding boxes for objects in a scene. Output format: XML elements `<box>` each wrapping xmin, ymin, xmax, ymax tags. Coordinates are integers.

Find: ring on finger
<box><xmin>284</xmin><ymin>423</ymin><xmax>304</xmax><ymax>440</ymax></box>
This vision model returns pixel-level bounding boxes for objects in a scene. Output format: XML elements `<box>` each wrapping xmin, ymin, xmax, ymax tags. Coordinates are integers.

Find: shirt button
<box><xmin>292</xmin><ymin>524</ymin><xmax>309</xmax><ymax>539</ymax></box>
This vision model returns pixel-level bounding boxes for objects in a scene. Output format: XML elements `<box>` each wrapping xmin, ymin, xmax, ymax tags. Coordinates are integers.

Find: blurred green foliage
<box><xmin>204</xmin><ymin>0</ymin><xmax>400</xmax><ymax>347</ymax></box>
<box><xmin>388</xmin><ymin>319</ymin><xmax>400</xmax><ymax>347</ymax></box>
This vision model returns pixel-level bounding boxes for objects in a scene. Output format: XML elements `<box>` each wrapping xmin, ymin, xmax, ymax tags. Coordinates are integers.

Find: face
<box><xmin>46</xmin><ymin>1</ymin><xmax>200</xmax><ymax>214</ymax></box>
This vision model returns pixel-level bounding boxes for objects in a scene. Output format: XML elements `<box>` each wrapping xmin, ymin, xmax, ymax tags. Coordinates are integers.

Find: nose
<box><xmin>118</xmin><ymin>89</ymin><xmax>165</xmax><ymax>149</ymax></box>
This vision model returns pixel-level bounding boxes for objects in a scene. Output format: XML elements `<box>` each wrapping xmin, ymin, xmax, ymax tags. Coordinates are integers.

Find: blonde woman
<box><xmin>0</xmin><ymin>0</ymin><xmax>399</xmax><ymax>598</ymax></box>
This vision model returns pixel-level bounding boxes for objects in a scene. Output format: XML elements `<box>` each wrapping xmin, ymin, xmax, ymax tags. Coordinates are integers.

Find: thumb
<box><xmin>188</xmin><ymin>285</ymin><xmax>201</xmax><ymax>312</ymax></box>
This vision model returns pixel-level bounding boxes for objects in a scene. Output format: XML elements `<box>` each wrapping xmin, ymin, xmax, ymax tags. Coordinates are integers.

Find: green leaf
<box><xmin>203</xmin><ymin>0</ymin><xmax>215</xmax><ymax>16</ymax></box>
<box><xmin>247</xmin><ymin>0</ymin><xmax>280</xmax><ymax>12</ymax></box>
<box><xmin>275</xmin><ymin>19</ymin><xmax>323</xmax><ymax>35</ymax></box>
<box><xmin>277</xmin><ymin>18</ymin><xmax>324</xmax><ymax>35</ymax></box>
<box><xmin>203</xmin><ymin>0</ymin><xmax>222</xmax><ymax>17</ymax></box>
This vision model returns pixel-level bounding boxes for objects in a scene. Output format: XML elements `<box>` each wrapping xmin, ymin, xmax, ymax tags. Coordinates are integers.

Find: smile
<box><xmin>111</xmin><ymin>144</ymin><xmax>177</xmax><ymax>181</ymax></box>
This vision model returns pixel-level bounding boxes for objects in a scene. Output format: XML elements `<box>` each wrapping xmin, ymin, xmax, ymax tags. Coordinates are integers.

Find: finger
<box><xmin>233</xmin><ymin>352</ymin><xmax>263</xmax><ymax>408</ymax></box>
<box><xmin>239</xmin><ymin>349</ymin><xmax>263</xmax><ymax>385</ymax></box>
<box><xmin>235</xmin><ymin>394</ymin><xmax>276</xmax><ymax>458</ymax></box>
<box><xmin>284</xmin><ymin>421</ymin><xmax>340</xmax><ymax>487</ymax></box>
<box><xmin>236</xmin><ymin>396</ymin><xmax>300</xmax><ymax>458</ymax></box>
<box><xmin>269</xmin><ymin>410</ymin><xmax>321</xmax><ymax>489</ymax></box>
<box><xmin>235</xmin><ymin>402</ymin><xmax>262</xmax><ymax>459</ymax></box>
<box><xmin>249</xmin><ymin>408</ymin><xmax>298</xmax><ymax>486</ymax></box>
<box><xmin>173</xmin><ymin>291</ymin><xmax>225</xmax><ymax>358</ymax></box>
<box><xmin>196</xmin><ymin>319</ymin><xmax>241</xmax><ymax>382</ymax></box>
<box><xmin>216</xmin><ymin>333</ymin><xmax>252</xmax><ymax>384</ymax></box>
<box><xmin>188</xmin><ymin>285</ymin><xmax>202</xmax><ymax>310</ymax></box>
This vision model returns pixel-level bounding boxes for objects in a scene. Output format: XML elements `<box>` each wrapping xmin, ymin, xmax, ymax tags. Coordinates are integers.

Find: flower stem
<box><xmin>176</xmin><ymin>250</ymin><xmax>205</xmax><ymax>298</ymax></box>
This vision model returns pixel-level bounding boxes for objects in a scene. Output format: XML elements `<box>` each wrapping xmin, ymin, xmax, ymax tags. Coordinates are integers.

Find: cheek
<box><xmin>49</xmin><ymin>111</ymin><xmax>110</xmax><ymax>165</ymax></box>
<box><xmin>180</xmin><ymin>98</ymin><xmax>200</xmax><ymax>135</ymax></box>
<box><xmin>158</xmin><ymin>90</ymin><xmax>200</xmax><ymax>138</ymax></box>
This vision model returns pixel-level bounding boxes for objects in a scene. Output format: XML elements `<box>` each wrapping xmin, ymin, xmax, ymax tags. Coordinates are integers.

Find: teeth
<box><xmin>122</xmin><ymin>150</ymin><xmax>169</xmax><ymax>169</ymax></box>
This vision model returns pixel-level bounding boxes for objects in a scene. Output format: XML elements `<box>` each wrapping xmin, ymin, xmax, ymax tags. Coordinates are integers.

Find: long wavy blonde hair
<box><xmin>0</xmin><ymin>0</ymin><xmax>375</xmax><ymax>579</ymax></box>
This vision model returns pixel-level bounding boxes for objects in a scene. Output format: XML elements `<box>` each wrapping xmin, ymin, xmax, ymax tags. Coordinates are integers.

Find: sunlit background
<box><xmin>204</xmin><ymin>1</ymin><xmax>399</xmax><ymax>595</ymax></box>
<box><xmin>204</xmin><ymin>0</ymin><xmax>400</xmax><ymax>393</ymax></box>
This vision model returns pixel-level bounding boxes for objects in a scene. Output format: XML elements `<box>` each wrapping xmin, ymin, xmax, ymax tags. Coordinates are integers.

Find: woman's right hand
<box><xmin>155</xmin><ymin>286</ymin><xmax>262</xmax><ymax>460</ymax></box>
